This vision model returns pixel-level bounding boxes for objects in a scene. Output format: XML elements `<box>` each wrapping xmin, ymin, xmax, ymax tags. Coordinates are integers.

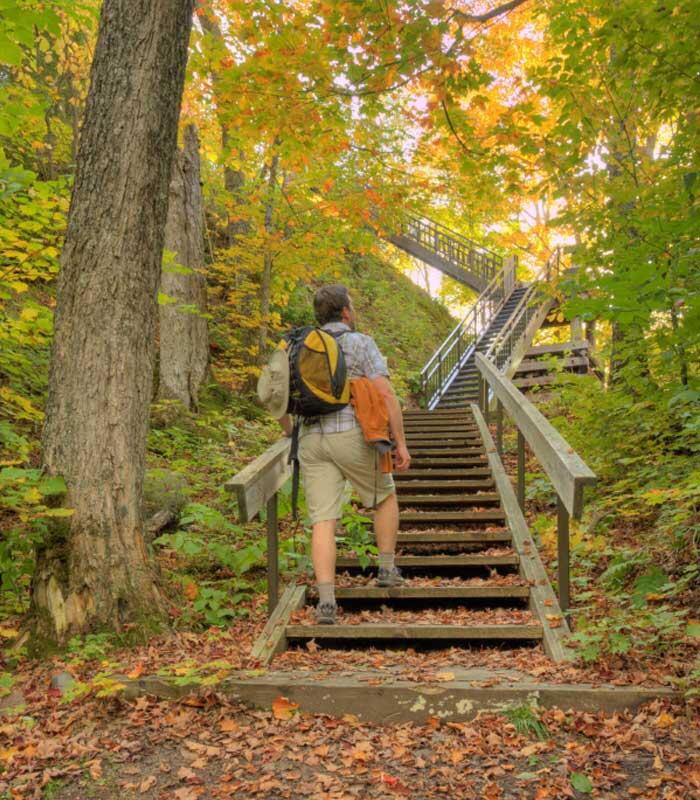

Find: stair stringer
<box><xmin>471</xmin><ymin>404</ymin><xmax>573</xmax><ymax>663</ymax></box>
<box><xmin>501</xmin><ymin>296</ymin><xmax>556</xmax><ymax>380</ymax></box>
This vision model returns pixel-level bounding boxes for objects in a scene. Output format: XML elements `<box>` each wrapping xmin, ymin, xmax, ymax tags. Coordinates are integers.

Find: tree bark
<box><xmin>198</xmin><ymin>11</ymin><xmax>248</xmax><ymax>249</ymax></box>
<box><xmin>159</xmin><ymin>125</ymin><xmax>210</xmax><ymax>411</ymax></box>
<box><xmin>32</xmin><ymin>0</ymin><xmax>194</xmax><ymax>647</ymax></box>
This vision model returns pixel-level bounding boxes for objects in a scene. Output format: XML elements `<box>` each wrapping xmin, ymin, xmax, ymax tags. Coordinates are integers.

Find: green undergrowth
<box><xmin>518</xmin><ymin>370</ymin><xmax>700</xmax><ymax>685</ymax></box>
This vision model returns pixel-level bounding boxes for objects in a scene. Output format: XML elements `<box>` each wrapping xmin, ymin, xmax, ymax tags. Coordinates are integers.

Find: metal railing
<box><xmin>401</xmin><ymin>212</ymin><xmax>503</xmax><ymax>289</ymax></box>
<box><xmin>420</xmin><ymin>258</ymin><xmax>516</xmax><ymax>409</ymax></box>
<box><xmin>485</xmin><ymin>250</ymin><xmax>562</xmax><ymax>373</ymax></box>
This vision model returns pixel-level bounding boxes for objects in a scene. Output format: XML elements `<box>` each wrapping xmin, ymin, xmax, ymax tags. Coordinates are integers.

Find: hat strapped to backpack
<box><xmin>256</xmin><ymin>348</ymin><xmax>290</xmax><ymax>419</ymax></box>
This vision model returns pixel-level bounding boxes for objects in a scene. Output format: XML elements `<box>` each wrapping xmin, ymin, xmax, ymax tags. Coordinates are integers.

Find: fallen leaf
<box><xmin>219</xmin><ymin>718</ymin><xmax>238</xmax><ymax>732</ymax></box>
<box><xmin>139</xmin><ymin>775</ymin><xmax>157</xmax><ymax>792</ymax></box>
<box><xmin>655</xmin><ymin>712</ymin><xmax>675</xmax><ymax>729</ymax></box>
<box><xmin>272</xmin><ymin>695</ymin><xmax>299</xmax><ymax>721</ymax></box>
<box><xmin>435</xmin><ymin>671</ymin><xmax>456</xmax><ymax>682</ymax></box>
<box><xmin>127</xmin><ymin>663</ymin><xmax>144</xmax><ymax>679</ymax></box>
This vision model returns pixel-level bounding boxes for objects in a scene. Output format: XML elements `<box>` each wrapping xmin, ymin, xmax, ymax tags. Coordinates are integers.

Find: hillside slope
<box><xmin>279</xmin><ymin>253</ymin><xmax>455</xmax><ymax>401</ymax></box>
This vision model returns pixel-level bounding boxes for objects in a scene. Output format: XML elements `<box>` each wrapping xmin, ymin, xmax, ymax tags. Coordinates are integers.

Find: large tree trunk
<box><xmin>32</xmin><ymin>0</ymin><xmax>194</xmax><ymax>647</ymax></box>
<box><xmin>159</xmin><ymin>125</ymin><xmax>209</xmax><ymax>410</ymax></box>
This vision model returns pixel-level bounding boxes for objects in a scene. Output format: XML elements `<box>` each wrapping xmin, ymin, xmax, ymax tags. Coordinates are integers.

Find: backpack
<box><xmin>281</xmin><ymin>326</ymin><xmax>351</xmax><ymax>518</ymax></box>
<box><xmin>283</xmin><ymin>326</ymin><xmax>350</xmax><ymax>417</ymax></box>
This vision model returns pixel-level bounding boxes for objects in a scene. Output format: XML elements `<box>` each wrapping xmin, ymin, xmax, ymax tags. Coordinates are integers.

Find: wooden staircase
<box><xmin>513</xmin><ymin>341</ymin><xmax>601</xmax><ymax>391</ymax></box>
<box><xmin>282</xmin><ymin>406</ymin><xmax>566</xmax><ymax>656</ymax></box>
<box><xmin>237</xmin><ymin>241</ymin><xmax>584</xmax><ymax>667</ymax></box>
<box><xmin>438</xmin><ymin>286</ymin><xmax>529</xmax><ymax>407</ymax></box>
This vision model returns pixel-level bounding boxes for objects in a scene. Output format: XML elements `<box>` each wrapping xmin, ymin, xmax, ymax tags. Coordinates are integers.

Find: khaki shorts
<box><xmin>299</xmin><ymin>426</ymin><xmax>396</xmax><ymax>524</ymax></box>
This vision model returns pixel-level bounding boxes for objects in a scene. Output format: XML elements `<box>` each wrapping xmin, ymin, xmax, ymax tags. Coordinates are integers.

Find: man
<box><xmin>280</xmin><ymin>284</ymin><xmax>411</xmax><ymax>624</ymax></box>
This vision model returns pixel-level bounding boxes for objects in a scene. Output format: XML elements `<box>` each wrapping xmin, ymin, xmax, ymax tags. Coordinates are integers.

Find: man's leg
<box><xmin>312</xmin><ymin>519</ymin><xmax>337</xmax><ymax>586</ymax></box>
<box><xmin>374</xmin><ymin>492</ymin><xmax>398</xmax><ymax>553</ymax></box>
<box><xmin>312</xmin><ymin>519</ymin><xmax>338</xmax><ymax>623</ymax></box>
<box><xmin>374</xmin><ymin>492</ymin><xmax>404</xmax><ymax>586</ymax></box>
<box><xmin>299</xmin><ymin>432</ymin><xmax>345</xmax><ymax>624</ymax></box>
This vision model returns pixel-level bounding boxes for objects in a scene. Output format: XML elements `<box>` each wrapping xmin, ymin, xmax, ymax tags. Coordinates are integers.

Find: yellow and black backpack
<box><xmin>283</xmin><ymin>326</ymin><xmax>350</xmax><ymax>417</ymax></box>
<box><xmin>282</xmin><ymin>326</ymin><xmax>351</xmax><ymax>517</ymax></box>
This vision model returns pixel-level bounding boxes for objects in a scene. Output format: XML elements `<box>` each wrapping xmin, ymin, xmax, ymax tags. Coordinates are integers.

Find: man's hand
<box><xmin>393</xmin><ymin>442</ymin><xmax>411</xmax><ymax>472</ymax></box>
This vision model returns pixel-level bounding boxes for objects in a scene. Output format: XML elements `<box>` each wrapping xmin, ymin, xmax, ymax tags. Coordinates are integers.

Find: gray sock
<box><xmin>378</xmin><ymin>552</ymin><xmax>395</xmax><ymax>571</ymax></box>
<box><xmin>317</xmin><ymin>582</ymin><xmax>335</xmax><ymax>606</ymax></box>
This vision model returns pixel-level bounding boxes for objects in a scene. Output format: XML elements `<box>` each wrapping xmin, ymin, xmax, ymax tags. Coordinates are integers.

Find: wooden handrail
<box><xmin>225</xmin><ymin>437</ymin><xmax>291</xmax><ymax>615</ymax></box>
<box><xmin>225</xmin><ymin>438</ymin><xmax>290</xmax><ymax>523</ymax></box>
<box><xmin>475</xmin><ymin>353</ymin><xmax>595</xmax><ymax>518</ymax></box>
<box><xmin>475</xmin><ymin>352</ymin><xmax>595</xmax><ymax>615</ymax></box>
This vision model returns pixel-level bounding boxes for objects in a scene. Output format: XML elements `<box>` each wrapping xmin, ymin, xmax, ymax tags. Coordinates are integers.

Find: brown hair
<box><xmin>313</xmin><ymin>284</ymin><xmax>351</xmax><ymax>325</ymax></box>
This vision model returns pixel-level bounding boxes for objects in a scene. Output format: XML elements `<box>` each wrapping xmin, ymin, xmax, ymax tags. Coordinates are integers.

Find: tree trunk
<box><xmin>198</xmin><ymin>12</ymin><xmax>248</xmax><ymax>249</ymax></box>
<box><xmin>32</xmin><ymin>0</ymin><xmax>194</xmax><ymax>647</ymax></box>
<box><xmin>158</xmin><ymin>125</ymin><xmax>209</xmax><ymax>411</ymax></box>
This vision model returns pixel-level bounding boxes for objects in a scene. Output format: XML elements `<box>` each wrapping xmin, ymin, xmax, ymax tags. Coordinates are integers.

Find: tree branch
<box><xmin>451</xmin><ymin>0</ymin><xmax>530</xmax><ymax>25</ymax></box>
<box><xmin>441</xmin><ymin>99</ymin><xmax>478</xmax><ymax>156</ymax></box>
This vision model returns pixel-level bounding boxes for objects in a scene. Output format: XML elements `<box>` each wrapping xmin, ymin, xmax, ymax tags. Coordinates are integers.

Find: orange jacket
<box><xmin>350</xmin><ymin>377</ymin><xmax>393</xmax><ymax>473</ymax></box>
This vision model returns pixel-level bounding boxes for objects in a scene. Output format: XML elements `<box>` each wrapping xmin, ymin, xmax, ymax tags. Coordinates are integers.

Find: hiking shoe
<box><xmin>315</xmin><ymin>602</ymin><xmax>337</xmax><ymax>625</ymax></box>
<box><xmin>376</xmin><ymin>566</ymin><xmax>405</xmax><ymax>587</ymax></box>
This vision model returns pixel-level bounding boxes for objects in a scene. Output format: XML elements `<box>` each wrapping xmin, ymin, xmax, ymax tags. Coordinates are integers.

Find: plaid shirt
<box><xmin>303</xmin><ymin>322</ymin><xmax>389</xmax><ymax>435</ymax></box>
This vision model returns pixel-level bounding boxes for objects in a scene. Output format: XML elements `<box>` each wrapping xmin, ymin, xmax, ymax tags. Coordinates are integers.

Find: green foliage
<box><xmin>503</xmin><ymin>702</ymin><xmax>549</xmax><ymax>740</ymax></box>
<box><xmin>337</xmin><ymin>507</ymin><xmax>377</xmax><ymax>569</ymax></box>
<box><xmin>570</xmin><ymin>602</ymin><xmax>687</xmax><ymax>663</ymax></box>
<box><xmin>0</xmin><ymin>671</ymin><xmax>14</xmax><ymax>699</ymax></box>
<box><xmin>570</xmin><ymin>772</ymin><xmax>593</xmax><ymax>794</ymax></box>
<box><xmin>66</xmin><ymin>632</ymin><xmax>114</xmax><ymax>662</ymax></box>
<box><xmin>0</xmin><ymin>467</ymin><xmax>68</xmax><ymax>602</ymax></box>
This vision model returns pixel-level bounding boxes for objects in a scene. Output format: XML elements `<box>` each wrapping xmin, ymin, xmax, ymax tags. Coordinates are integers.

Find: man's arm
<box><xmin>371</xmin><ymin>375</ymin><xmax>411</xmax><ymax>472</ymax></box>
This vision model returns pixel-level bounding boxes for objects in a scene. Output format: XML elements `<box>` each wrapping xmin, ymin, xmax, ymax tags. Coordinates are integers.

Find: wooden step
<box><xmin>516</xmin><ymin>355</ymin><xmax>589</xmax><ymax>374</ymax></box>
<box><xmin>403</xmin><ymin>412</ymin><xmax>476</xmax><ymax>418</ymax></box>
<box><xmin>397</xmin><ymin>493</ymin><xmax>500</xmax><ymax>506</ymax></box>
<box><xmin>397</xmin><ymin>529</ymin><xmax>510</xmax><ymax>543</ymax></box>
<box><xmin>410</xmin><ymin>458</ymin><xmax>488</xmax><ymax>468</ymax></box>
<box><xmin>405</xmin><ymin>434</ymin><xmax>481</xmax><ymax>443</ymax></box>
<box><xmin>403</xmin><ymin>426</ymin><xmax>479</xmax><ymax>434</ymax></box>
<box><xmin>526</xmin><ymin>340</ymin><xmax>588</xmax><ymax>357</ymax></box>
<box><xmin>395</xmin><ymin>479</ymin><xmax>495</xmax><ymax>491</ymax></box>
<box><xmin>400</xmin><ymin>510</ymin><xmax>505</xmax><ymax>524</ymax></box>
<box><xmin>409</xmin><ymin>448</ymin><xmax>485</xmax><ymax>458</ymax></box>
<box><xmin>336</xmin><ymin>554</ymin><xmax>519</xmax><ymax>569</ymax></box>
<box><xmin>332</xmin><ymin>585</ymin><xmax>529</xmax><ymax>601</ymax></box>
<box><xmin>286</xmin><ymin>623</ymin><xmax>543</xmax><ymax>642</ymax></box>
<box><xmin>513</xmin><ymin>374</ymin><xmax>558</xmax><ymax>389</ymax></box>
<box><xmin>396</xmin><ymin>468</ymin><xmax>492</xmax><ymax>480</ymax></box>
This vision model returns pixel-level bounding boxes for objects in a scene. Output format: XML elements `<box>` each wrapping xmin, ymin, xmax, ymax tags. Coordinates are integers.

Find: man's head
<box><xmin>313</xmin><ymin>284</ymin><xmax>356</xmax><ymax>329</ymax></box>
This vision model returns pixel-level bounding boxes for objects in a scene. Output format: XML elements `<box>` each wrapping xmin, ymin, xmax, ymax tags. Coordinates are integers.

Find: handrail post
<box><xmin>495</xmin><ymin>400</ymin><xmax>503</xmax><ymax>456</ymax></box>
<box><xmin>557</xmin><ymin>496</ymin><xmax>570</xmax><ymax>617</ymax></box>
<box><xmin>267</xmin><ymin>492</ymin><xmax>279</xmax><ymax>615</ymax></box>
<box><xmin>517</xmin><ymin>430</ymin><xmax>525</xmax><ymax>511</ymax></box>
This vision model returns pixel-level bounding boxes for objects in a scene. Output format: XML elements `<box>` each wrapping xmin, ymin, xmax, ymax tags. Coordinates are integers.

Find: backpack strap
<box><xmin>288</xmin><ymin>417</ymin><xmax>302</xmax><ymax>520</ymax></box>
